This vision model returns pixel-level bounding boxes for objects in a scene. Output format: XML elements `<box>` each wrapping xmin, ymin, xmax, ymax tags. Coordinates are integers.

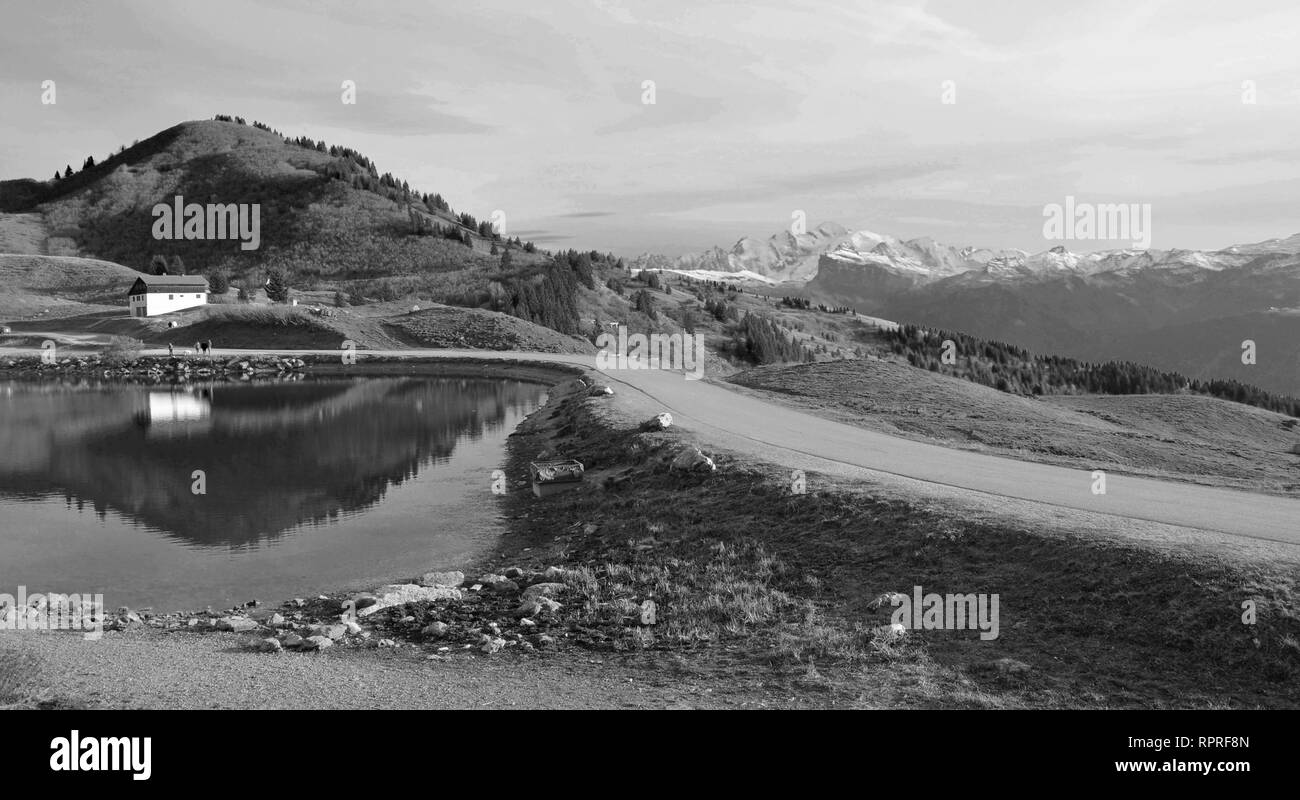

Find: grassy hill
<box><xmin>0</xmin><ymin>212</ymin><xmax>52</xmax><ymax>254</ymax></box>
<box><xmin>3</xmin><ymin>119</ymin><xmax>529</xmax><ymax>283</ymax></box>
<box><xmin>0</xmin><ymin>253</ymin><xmax>143</xmax><ymax>319</ymax></box>
<box><xmin>729</xmin><ymin>357</ymin><xmax>1300</xmax><ymax>495</ymax></box>
<box><xmin>0</xmin><ymin>117</ymin><xmax>641</xmax><ymax>343</ymax></box>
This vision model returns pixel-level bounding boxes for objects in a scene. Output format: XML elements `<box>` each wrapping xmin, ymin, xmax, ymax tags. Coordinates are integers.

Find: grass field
<box><xmin>730</xmin><ymin>357</ymin><xmax>1300</xmax><ymax>495</ymax></box>
<box><xmin>491</xmin><ymin>380</ymin><xmax>1300</xmax><ymax>708</ymax></box>
<box><xmin>0</xmin><ymin>253</ymin><xmax>141</xmax><ymax>320</ymax></box>
<box><xmin>0</xmin><ymin>212</ymin><xmax>51</xmax><ymax>255</ymax></box>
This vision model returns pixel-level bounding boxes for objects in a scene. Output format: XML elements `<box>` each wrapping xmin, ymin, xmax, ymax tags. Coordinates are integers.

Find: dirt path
<box><xmin>2</xmin><ymin>628</ymin><xmax>802</xmax><ymax>710</ymax></box>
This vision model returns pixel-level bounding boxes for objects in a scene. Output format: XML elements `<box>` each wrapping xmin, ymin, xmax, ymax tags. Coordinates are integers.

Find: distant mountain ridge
<box><xmin>635</xmin><ymin>222</ymin><xmax>1300</xmax><ymax>398</ymax></box>
<box><xmin>632</xmin><ymin>222</ymin><xmax>1300</xmax><ymax>286</ymax></box>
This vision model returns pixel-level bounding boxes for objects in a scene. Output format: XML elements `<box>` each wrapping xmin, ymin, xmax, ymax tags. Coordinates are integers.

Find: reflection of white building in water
<box><xmin>133</xmin><ymin>390</ymin><xmax>213</xmax><ymax>436</ymax></box>
<box><xmin>149</xmin><ymin>392</ymin><xmax>210</xmax><ymax>422</ymax></box>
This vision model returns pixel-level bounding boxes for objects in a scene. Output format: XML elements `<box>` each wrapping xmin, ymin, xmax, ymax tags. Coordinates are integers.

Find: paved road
<box><xmin>150</xmin><ymin>346</ymin><xmax>1300</xmax><ymax>547</ymax></box>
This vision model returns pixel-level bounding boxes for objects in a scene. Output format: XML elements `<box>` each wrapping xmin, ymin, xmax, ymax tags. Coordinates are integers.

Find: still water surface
<box><xmin>0</xmin><ymin>376</ymin><xmax>547</xmax><ymax>610</ymax></box>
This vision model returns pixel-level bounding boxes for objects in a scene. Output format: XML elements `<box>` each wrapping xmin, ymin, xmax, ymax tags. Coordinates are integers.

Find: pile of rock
<box><xmin>0</xmin><ymin>354</ymin><xmax>313</xmax><ymax>383</ymax></box>
<box><xmin>397</xmin><ymin>568</ymin><xmax>573</xmax><ymax>654</ymax></box>
<box><xmin>72</xmin><ymin>561</ymin><xmax>659</xmax><ymax>659</ymax></box>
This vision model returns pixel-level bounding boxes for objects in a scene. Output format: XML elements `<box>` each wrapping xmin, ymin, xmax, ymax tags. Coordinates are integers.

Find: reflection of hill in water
<box><xmin>0</xmin><ymin>378</ymin><xmax>546</xmax><ymax>547</ymax></box>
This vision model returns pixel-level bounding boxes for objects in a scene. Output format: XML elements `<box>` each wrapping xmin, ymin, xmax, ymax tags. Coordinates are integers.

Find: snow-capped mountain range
<box><xmin>629</xmin><ymin>222</ymin><xmax>1300</xmax><ymax>286</ymax></box>
<box><xmin>631</xmin><ymin>223</ymin><xmax>1300</xmax><ymax>400</ymax></box>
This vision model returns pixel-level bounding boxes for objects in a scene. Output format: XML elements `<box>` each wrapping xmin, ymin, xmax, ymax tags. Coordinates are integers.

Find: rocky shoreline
<box><xmin>0</xmin><ymin>353</ymin><xmax>311</xmax><ymax>383</ymax></box>
<box><xmin>86</xmin><ymin>561</ymin><xmax>647</xmax><ymax>658</ymax></box>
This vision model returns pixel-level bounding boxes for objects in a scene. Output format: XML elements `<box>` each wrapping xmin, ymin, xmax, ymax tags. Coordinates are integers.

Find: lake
<box><xmin>0</xmin><ymin>376</ymin><xmax>547</xmax><ymax>611</ymax></box>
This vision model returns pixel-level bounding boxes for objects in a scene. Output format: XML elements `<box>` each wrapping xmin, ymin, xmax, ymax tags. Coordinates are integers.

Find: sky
<box><xmin>3</xmin><ymin>0</ymin><xmax>1300</xmax><ymax>256</ymax></box>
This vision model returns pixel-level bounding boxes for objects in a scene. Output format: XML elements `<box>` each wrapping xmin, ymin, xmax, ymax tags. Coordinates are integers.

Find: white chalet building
<box><xmin>127</xmin><ymin>274</ymin><xmax>209</xmax><ymax>317</ymax></box>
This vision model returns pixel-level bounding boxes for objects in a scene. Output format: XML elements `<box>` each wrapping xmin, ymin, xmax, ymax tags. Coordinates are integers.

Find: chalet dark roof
<box><xmin>128</xmin><ymin>275</ymin><xmax>209</xmax><ymax>294</ymax></box>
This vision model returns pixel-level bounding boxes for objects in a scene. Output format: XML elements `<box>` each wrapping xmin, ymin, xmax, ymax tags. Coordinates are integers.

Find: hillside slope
<box><xmin>0</xmin><ymin>253</ymin><xmax>143</xmax><ymax>318</ymax></box>
<box><xmin>729</xmin><ymin>357</ymin><xmax>1300</xmax><ymax>495</ymax></box>
<box><xmin>2</xmin><ymin>119</ymin><xmax>569</xmax><ymax>298</ymax></box>
<box><xmin>0</xmin><ymin>212</ymin><xmax>52</xmax><ymax>254</ymax></box>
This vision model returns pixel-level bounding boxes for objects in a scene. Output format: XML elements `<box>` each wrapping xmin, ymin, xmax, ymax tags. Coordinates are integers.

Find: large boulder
<box><xmin>356</xmin><ymin>584</ymin><xmax>463</xmax><ymax>617</ymax></box>
<box><xmin>640</xmin><ymin>412</ymin><xmax>673</xmax><ymax>432</ymax></box>
<box><xmin>251</xmin><ymin>637</ymin><xmax>283</xmax><ymax>653</ymax></box>
<box><xmin>477</xmin><ymin>574</ymin><xmax>519</xmax><ymax>594</ymax></box>
<box><xmin>669</xmin><ymin>446</ymin><xmax>716</xmax><ymax>472</ymax></box>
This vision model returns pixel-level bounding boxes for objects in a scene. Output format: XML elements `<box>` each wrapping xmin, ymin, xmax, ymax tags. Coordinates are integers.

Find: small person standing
<box><xmin>167</xmin><ymin>343</ymin><xmax>174</xmax><ymax>357</ymax></box>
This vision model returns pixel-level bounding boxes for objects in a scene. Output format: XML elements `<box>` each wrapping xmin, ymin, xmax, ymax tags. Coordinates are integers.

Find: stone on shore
<box><xmin>421</xmin><ymin>621</ymin><xmax>450</xmax><ymax>639</ymax></box>
<box><xmin>514</xmin><ymin>596</ymin><xmax>563</xmax><ymax>619</ymax></box>
<box><xmin>477</xmin><ymin>574</ymin><xmax>519</xmax><ymax>594</ymax></box>
<box><xmin>521</xmin><ymin>582</ymin><xmax>566</xmax><ymax>602</ymax></box>
<box><xmin>216</xmin><ymin>616</ymin><xmax>259</xmax><ymax>633</ymax></box>
<box><xmin>417</xmin><ymin>571</ymin><xmax>465</xmax><ymax>589</ymax></box>
<box><xmin>357</xmin><ymin>584</ymin><xmax>463</xmax><ymax>617</ymax></box>
<box><xmin>311</xmin><ymin>623</ymin><xmax>348</xmax><ymax>641</ymax></box>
